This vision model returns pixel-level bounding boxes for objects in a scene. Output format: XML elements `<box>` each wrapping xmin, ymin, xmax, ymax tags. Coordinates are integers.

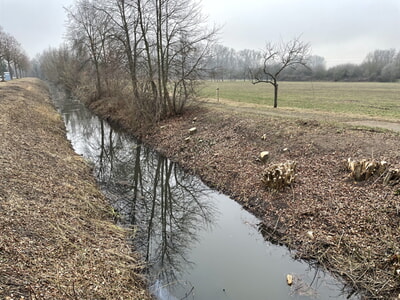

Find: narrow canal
<box><xmin>53</xmin><ymin>94</ymin><xmax>358</xmax><ymax>300</ymax></box>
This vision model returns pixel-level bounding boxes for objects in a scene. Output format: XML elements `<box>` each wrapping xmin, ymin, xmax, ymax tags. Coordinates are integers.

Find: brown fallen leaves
<box><xmin>81</xmin><ymin>83</ymin><xmax>400</xmax><ymax>298</ymax></box>
<box><xmin>101</xmin><ymin>100</ymin><xmax>400</xmax><ymax>299</ymax></box>
<box><xmin>0</xmin><ymin>79</ymin><xmax>151</xmax><ymax>299</ymax></box>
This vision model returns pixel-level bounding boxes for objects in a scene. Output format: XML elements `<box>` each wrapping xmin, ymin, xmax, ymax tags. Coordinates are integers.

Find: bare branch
<box><xmin>251</xmin><ymin>36</ymin><xmax>311</xmax><ymax>107</ymax></box>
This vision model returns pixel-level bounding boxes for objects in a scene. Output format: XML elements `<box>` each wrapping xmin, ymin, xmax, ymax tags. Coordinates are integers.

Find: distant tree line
<box><xmin>35</xmin><ymin>0</ymin><xmax>217</xmax><ymax>126</ymax></box>
<box><xmin>205</xmin><ymin>45</ymin><xmax>400</xmax><ymax>82</ymax></box>
<box><xmin>0</xmin><ymin>27</ymin><xmax>30</xmax><ymax>80</ymax></box>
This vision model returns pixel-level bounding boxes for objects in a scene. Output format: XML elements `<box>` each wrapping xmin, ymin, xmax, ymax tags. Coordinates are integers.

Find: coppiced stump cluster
<box><xmin>347</xmin><ymin>158</ymin><xmax>388</xmax><ymax>181</ymax></box>
<box><xmin>347</xmin><ymin>158</ymin><xmax>400</xmax><ymax>185</ymax></box>
<box><xmin>261</xmin><ymin>160</ymin><xmax>297</xmax><ymax>190</ymax></box>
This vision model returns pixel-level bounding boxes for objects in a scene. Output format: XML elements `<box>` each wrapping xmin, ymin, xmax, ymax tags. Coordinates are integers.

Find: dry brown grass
<box><xmin>0</xmin><ymin>78</ymin><xmax>152</xmax><ymax>299</ymax></box>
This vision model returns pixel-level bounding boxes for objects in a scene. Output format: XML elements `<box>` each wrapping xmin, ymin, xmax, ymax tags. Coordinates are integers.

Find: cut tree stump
<box><xmin>261</xmin><ymin>160</ymin><xmax>296</xmax><ymax>190</ymax></box>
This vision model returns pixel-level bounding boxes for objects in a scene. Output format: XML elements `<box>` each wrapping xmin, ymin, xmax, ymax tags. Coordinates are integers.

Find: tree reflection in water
<box><xmin>82</xmin><ymin>118</ymin><xmax>216</xmax><ymax>293</ymax></box>
<box><xmin>55</xmin><ymin>94</ymin><xmax>357</xmax><ymax>300</ymax></box>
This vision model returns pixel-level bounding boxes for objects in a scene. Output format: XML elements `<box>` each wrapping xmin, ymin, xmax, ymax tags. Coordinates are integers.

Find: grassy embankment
<box><xmin>0</xmin><ymin>78</ymin><xmax>151</xmax><ymax>299</ymax></box>
<box><xmin>199</xmin><ymin>81</ymin><xmax>400</xmax><ymax>120</ymax></box>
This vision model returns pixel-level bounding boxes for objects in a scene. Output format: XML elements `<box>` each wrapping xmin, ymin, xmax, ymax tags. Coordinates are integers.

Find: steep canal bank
<box><xmin>54</xmin><ymin>91</ymin><xmax>358</xmax><ymax>299</ymax></box>
<box><xmin>0</xmin><ymin>78</ymin><xmax>151</xmax><ymax>299</ymax></box>
<box><xmin>87</xmin><ymin>91</ymin><xmax>400</xmax><ymax>298</ymax></box>
<box><xmin>2</xmin><ymin>78</ymin><xmax>398</xmax><ymax>299</ymax></box>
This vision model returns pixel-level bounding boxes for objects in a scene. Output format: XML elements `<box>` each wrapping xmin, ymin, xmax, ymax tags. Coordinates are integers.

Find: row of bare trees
<box><xmin>328</xmin><ymin>49</ymin><xmax>400</xmax><ymax>82</ymax></box>
<box><xmin>0</xmin><ymin>27</ymin><xmax>30</xmax><ymax>80</ymax></box>
<box><xmin>206</xmin><ymin>44</ymin><xmax>400</xmax><ymax>83</ymax></box>
<box><xmin>38</xmin><ymin>0</ymin><xmax>217</xmax><ymax>125</ymax></box>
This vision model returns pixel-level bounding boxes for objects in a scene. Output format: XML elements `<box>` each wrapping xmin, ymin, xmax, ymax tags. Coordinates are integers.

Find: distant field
<box><xmin>199</xmin><ymin>81</ymin><xmax>400</xmax><ymax>120</ymax></box>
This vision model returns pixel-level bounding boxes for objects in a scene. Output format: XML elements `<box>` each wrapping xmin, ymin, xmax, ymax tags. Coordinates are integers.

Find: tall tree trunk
<box><xmin>13</xmin><ymin>62</ymin><xmax>19</xmax><ymax>79</ymax></box>
<box><xmin>163</xmin><ymin>0</ymin><xmax>171</xmax><ymax>115</ymax></box>
<box><xmin>100</xmin><ymin>40</ymin><xmax>109</xmax><ymax>96</ymax></box>
<box><xmin>156</xmin><ymin>0</ymin><xmax>165</xmax><ymax>114</ymax></box>
<box><xmin>137</xmin><ymin>0</ymin><xmax>158</xmax><ymax>100</ymax></box>
<box><xmin>93</xmin><ymin>57</ymin><xmax>102</xmax><ymax>97</ymax></box>
<box><xmin>119</xmin><ymin>0</ymin><xmax>139</xmax><ymax>99</ymax></box>
<box><xmin>7</xmin><ymin>61</ymin><xmax>13</xmax><ymax>79</ymax></box>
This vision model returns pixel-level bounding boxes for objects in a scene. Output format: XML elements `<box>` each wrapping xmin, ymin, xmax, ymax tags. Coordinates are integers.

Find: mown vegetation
<box><xmin>200</xmin><ymin>80</ymin><xmax>400</xmax><ymax>119</ymax></box>
<box><xmin>2</xmin><ymin>0</ymin><xmax>399</xmax><ymax>298</ymax></box>
<box><xmin>129</xmin><ymin>96</ymin><xmax>400</xmax><ymax>299</ymax></box>
<box><xmin>0</xmin><ymin>78</ymin><xmax>151</xmax><ymax>299</ymax></box>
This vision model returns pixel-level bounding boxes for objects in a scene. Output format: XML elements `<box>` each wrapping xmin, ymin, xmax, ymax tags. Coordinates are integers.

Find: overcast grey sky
<box><xmin>0</xmin><ymin>0</ymin><xmax>72</xmax><ymax>57</ymax></box>
<box><xmin>1</xmin><ymin>0</ymin><xmax>400</xmax><ymax>67</ymax></box>
<box><xmin>202</xmin><ymin>0</ymin><xmax>400</xmax><ymax>67</ymax></box>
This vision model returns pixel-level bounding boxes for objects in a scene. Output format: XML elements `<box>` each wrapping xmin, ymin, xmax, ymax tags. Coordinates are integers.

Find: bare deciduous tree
<box><xmin>39</xmin><ymin>46</ymin><xmax>82</xmax><ymax>91</ymax></box>
<box><xmin>39</xmin><ymin>0</ymin><xmax>217</xmax><ymax>126</ymax></box>
<box><xmin>362</xmin><ymin>49</ymin><xmax>396</xmax><ymax>81</ymax></box>
<box><xmin>151</xmin><ymin>0</ymin><xmax>217</xmax><ymax>116</ymax></box>
<box><xmin>0</xmin><ymin>27</ymin><xmax>29</xmax><ymax>80</ymax></box>
<box><xmin>252</xmin><ymin>36</ymin><xmax>311</xmax><ymax>108</ymax></box>
<box><xmin>1</xmin><ymin>33</ymin><xmax>19</xmax><ymax>79</ymax></box>
<box><xmin>0</xmin><ymin>28</ymin><xmax>7</xmax><ymax>80</ymax></box>
<box><xmin>66</xmin><ymin>0</ymin><xmax>112</xmax><ymax>97</ymax></box>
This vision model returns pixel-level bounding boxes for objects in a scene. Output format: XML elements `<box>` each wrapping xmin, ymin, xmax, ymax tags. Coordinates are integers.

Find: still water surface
<box><xmin>53</xmin><ymin>95</ymin><xmax>357</xmax><ymax>300</ymax></box>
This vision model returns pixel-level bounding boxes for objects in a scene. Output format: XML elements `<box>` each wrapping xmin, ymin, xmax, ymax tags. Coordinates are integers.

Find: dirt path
<box><xmin>0</xmin><ymin>79</ymin><xmax>151</xmax><ymax>299</ymax></box>
<box><xmin>202</xmin><ymin>97</ymin><xmax>400</xmax><ymax>132</ymax></box>
<box><xmin>346</xmin><ymin>120</ymin><xmax>400</xmax><ymax>132</ymax></box>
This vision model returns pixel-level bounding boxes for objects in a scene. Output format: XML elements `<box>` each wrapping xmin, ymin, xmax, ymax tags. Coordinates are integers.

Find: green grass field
<box><xmin>199</xmin><ymin>81</ymin><xmax>400</xmax><ymax>120</ymax></box>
